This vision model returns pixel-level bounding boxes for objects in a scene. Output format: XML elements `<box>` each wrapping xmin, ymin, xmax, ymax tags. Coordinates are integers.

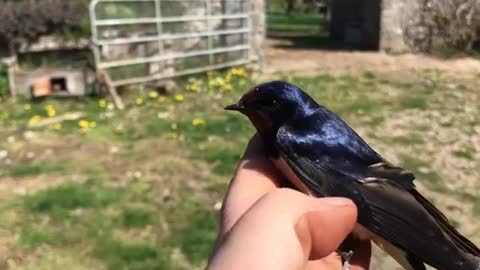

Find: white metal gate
<box><xmin>90</xmin><ymin>0</ymin><xmax>251</xmax><ymax>87</ymax></box>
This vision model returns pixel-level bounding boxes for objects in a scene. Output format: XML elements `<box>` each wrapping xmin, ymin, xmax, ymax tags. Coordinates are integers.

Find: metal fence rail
<box><xmin>90</xmin><ymin>0</ymin><xmax>251</xmax><ymax>87</ymax></box>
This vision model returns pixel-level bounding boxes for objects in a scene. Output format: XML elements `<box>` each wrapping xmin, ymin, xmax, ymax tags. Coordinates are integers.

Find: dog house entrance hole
<box><xmin>51</xmin><ymin>77</ymin><xmax>67</xmax><ymax>92</ymax></box>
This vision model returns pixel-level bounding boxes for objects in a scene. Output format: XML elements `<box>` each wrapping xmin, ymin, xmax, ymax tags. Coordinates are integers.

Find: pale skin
<box><xmin>207</xmin><ymin>135</ymin><xmax>371</xmax><ymax>270</ymax></box>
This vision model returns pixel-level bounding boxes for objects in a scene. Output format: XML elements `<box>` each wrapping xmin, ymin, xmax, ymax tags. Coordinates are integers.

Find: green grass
<box><xmin>267</xmin><ymin>12</ymin><xmax>325</xmax><ymax>33</ymax></box>
<box><xmin>1</xmin><ymin>69</ymin><xmax>479</xmax><ymax>269</ymax></box>
<box><xmin>121</xmin><ymin>207</ymin><xmax>155</xmax><ymax>228</ymax></box>
<box><xmin>6</xmin><ymin>162</ymin><xmax>68</xmax><ymax>177</ymax></box>
<box><xmin>21</xmin><ymin>229</ymin><xmax>66</xmax><ymax>248</ymax></box>
<box><xmin>25</xmin><ymin>183</ymin><xmax>121</xmax><ymax>213</ymax></box>
<box><xmin>389</xmin><ymin>134</ymin><xmax>425</xmax><ymax>145</ymax></box>
<box><xmin>398</xmin><ymin>96</ymin><xmax>429</xmax><ymax>110</ymax></box>
<box><xmin>95</xmin><ymin>239</ymin><xmax>171</xmax><ymax>270</ymax></box>
<box><xmin>166</xmin><ymin>197</ymin><xmax>219</xmax><ymax>264</ymax></box>
<box><xmin>400</xmin><ymin>155</ymin><xmax>445</xmax><ymax>191</ymax></box>
<box><xmin>452</xmin><ymin>147</ymin><xmax>476</xmax><ymax>160</ymax></box>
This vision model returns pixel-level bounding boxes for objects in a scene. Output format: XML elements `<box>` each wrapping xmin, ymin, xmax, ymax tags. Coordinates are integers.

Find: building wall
<box><xmin>249</xmin><ymin>0</ymin><xmax>265</xmax><ymax>69</ymax></box>
<box><xmin>329</xmin><ymin>0</ymin><xmax>424</xmax><ymax>52</ymax></box>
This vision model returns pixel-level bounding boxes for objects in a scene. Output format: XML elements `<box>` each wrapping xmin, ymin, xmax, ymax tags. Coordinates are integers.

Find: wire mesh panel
<box><xmin>90</xmin><ymin>0</ymin><xmax>251</xmax><ymax>86</ymax></box>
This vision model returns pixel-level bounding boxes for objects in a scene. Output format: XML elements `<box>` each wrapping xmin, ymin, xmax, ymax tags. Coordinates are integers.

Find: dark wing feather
<box><xmin>275</xmin><ymin>122</ymin><xmax>480</xmax><ymax>270</ymax></box>
<box><xmin>357</xmin><ymin>180</ymin><xmax>474</xmax><ymax>270</ymax></box>
<box><xmin>406</xmin><ymin>253</ymin><xmax>427</xmax><ymax>270</ymax></box>
<box><xmin>410</xmin><ymin>189</ymin><xmax>480</xmax><ymax>256</ymax></box>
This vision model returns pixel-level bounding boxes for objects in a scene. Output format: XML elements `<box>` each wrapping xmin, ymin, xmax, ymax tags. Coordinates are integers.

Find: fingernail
<box><xmin>322</xmin><ymin>197</ymin><xmax>354</xmax><ymax>207</ymax></box>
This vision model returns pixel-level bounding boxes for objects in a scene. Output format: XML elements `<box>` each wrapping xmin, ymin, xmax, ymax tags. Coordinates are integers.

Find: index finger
<box><xmin>219</xmin><ymin>134</ymin><xmax>281</xmax><ymax>236</ymax></box>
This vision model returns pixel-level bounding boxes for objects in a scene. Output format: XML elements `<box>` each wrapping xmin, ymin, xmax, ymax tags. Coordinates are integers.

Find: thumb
<box><xmin>208</xmin><ymin>188</ymin><xmax>357</xmax><ymax>270</ymax></box>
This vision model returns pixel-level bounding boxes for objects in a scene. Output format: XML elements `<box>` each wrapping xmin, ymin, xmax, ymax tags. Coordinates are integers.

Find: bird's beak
<box><xmin>224</xmin><ymin>102</ymin><xmax>245</xmax><ymax>112</ymax></box>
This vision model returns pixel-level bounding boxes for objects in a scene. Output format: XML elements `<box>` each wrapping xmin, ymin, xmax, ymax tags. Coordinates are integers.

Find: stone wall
<box><xmin>380</xmin><ymin>0</ymin><xmax>425</xmax><ymax>52</ymax></box>
<box><xmin>329</xmin><ymin>0</ymin><xmax>432</xmax><ymax>52</ymax></box>
<box><xmin>249</xmin><ymin>0</ymin><xmax>265</xmax><ymax>70</ymax></box>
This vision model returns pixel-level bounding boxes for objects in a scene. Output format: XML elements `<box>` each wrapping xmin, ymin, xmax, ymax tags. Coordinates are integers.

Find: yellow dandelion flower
<box><xmin>54</xmin><ymin>123</ymin><xmax>62</xmax><ymax>130</ymax></box>
<box><xmin>157</xmin><ymin>96</ymin><xmax>167</xmax><ymax>103</ymax></box>
<box><xmin>220</xmin><ymin>84</ymin><xmax>232</xmax><ymax>92</ymax></box>
<box><xmin>357</xmin><ymin>109</ymin><xmax>365</xmax><ymax>115</ymax></box>
<box><xmin>149</xmin><ymin>91</ymin><xmax>159</xmax><ymax>99</ymax></box>
<box><xmin>99</xmin><ymin>99</ymin><xmax>107</xmax><ymax>108</ymax></box>
<box><xmin>216</xmin><ymin>77</ymin><xmax>225</xmax><ymax>87</ymax></box>
<box><xmin>29</xmin><ymin>115</ymin><xmax>42</xmax><ymax>125</ymax></box>
<box><xmin>174</xmin><ymin>94</ymin><xmax>184</xmax><ymax>102</ymax></box>
<box><xmin>186</xmin><ymin>82</ymin><xmax>199</xmax><ymax>92</ymax></box>
<box><xmin>208</xmin><ymin>79</ymin><xmax>216</xmax><ymax>89</ymax></box>
<box><xmin>47</xmin><ymin>108</ymin><xmax>56</xmax><ymax>117</ymax></box>
<box><xmin>89</xmin><ymin>121</ymin><xmax>97</xmax><ymax>128</ymax></box>
<box><xmin>236</xmin><ymin>68</ymin><xmax>247</xmax><ymax>77</ymax></box>
<box><xmin>170</xmin><ymin>122</ymin><xmax>177</xmax><ymax>130</ymax></box>
<box><xmin>24</xmin><ymin>104</ymin><xmax>31</xmax><ymax>111</ymax></box>
<box><xmin>225</xmin><ymin>72</ymin><xmax>233</xmax><ymax>83</ymax></box>
<box><xmin>165</xmin><ymin>132</ymin><xmax>178</xmax><ymax>140</ymax></box>
<box><xmin>44</xmin><ymin>105</ymin><xmax>56</xmax><ymax>118</ymax></box>
<box><xmin>78</xmin><ymin>120</ymin><xmax>90</xmax><ymax>129</ymax></box>
<box><xmin>192</xmin><ymin>118</ymin><xmax>206</xmax><ymax>126</ymax></box>
<box><xmin>136</xmin><ymin>97</ymin><xmax>143</xmax><ymax>105</ymax></box>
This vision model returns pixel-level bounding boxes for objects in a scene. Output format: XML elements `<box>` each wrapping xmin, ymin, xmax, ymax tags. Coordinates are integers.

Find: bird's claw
<box><xmin>341</xmin><ymin>250</ymin><xmax>354</xmax><ymax>270</ymax></box>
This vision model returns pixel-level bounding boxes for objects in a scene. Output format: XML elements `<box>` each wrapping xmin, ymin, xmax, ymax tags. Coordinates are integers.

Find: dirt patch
<box><xmin>263</xmin><ymin>38</ymin><xmax>480</xmax><ymax>80</ymax></box>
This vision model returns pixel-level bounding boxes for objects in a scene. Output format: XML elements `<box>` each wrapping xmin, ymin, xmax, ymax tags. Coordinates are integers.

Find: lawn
<box><xmin>0</xmin><ymin>67</ymin><xmax>479</xmax><ymax>269</ymax></box>
<box><xmin>267</xmin><ymin>11</ymin><xmax>326</xmax><ymax>34</ymax></box>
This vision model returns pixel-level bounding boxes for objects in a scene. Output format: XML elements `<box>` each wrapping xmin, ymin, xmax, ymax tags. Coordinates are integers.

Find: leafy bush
<box><xmin>0</xmin><ymin>0</ymin><xmax>88</xmax><ymax>52</ymax></box>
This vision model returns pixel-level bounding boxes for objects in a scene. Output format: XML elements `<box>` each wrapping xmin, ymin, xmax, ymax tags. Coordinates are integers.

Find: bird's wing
<box><xmin>275</xmin><ymin>124</ymin><xmax>480</xmax><ymax>269</ymax></box>
<box><xmin>275</xmin><ymin>118</ymin><xmax>415</xmax><ymax>189</ymax></box>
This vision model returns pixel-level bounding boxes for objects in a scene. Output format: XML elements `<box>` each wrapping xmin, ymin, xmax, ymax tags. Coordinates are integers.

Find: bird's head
<box><xmin>225</xmin><ymin>81</ymin><xmax>317</xmax><ymax>135</ymax></box>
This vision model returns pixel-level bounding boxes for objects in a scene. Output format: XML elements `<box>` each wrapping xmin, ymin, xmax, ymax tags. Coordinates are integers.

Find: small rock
<box><xmin>6</xmin><ymin>136</ymin><xmax>15</xmax><ymax>144</ymax></box>
<box><xmin>43</xmin><ymin>149</ymin><xmax>54</xmax><ymax>158</ymax></box>
<box><xmin>133</xmin><ymin>171</ymin><xmax>142</xmax><ymax>179</ymax></box>
<box><xmin>14</xmin><ymin>187</ymin><xmax>27</xmax><ymax>196</ymax></box>
<box><xmin>110</xmin><ymin>146</ymin><xmax>119</xmax><ymax>154</ymax></box>
<box><xmin>26</xmin><ymin>152</ymin><xmax>35</xmax><ymax>159</ymax></box>
<box><xmin>214</xmin><ymin>201</ymin><xmax>222</xmax><ymax>211</ymax></box>
<box><xmin>446</xmin><ymin>83</ymin><xmax>457</xmax><ymax>90</ymax></box>
<box><xmin>474</xmin><ymin>126</ymin><xmax>480</xmax><ymax>135</ymax></box>
<box><xmin>162</xmin><ymin>189</ymin><xmax>173</xmax><ymax>202</ymax></box>
<box><xmin>418</xmin><ymin>166</ymin><xmax>431</xmax><ymax>174</ymax></box>
<box><xmin>23</xmin><ymin>131</ymin><xmax>35</xmax><ymax>140</ymax></box>
<box><xmin>0</xmin><ymin>150</ymin><xmax>8</xmax><ymax>160</ymax></box>
<box><xmin>439</xmin><ymin>117</ymin><xmax>453</xmax><ymax>127</ymax></box>
<box><xmin>73</xmin><ymin>208</ymin><xmax>84</xmax><ymax>216</ymax></box>
<box><xmin>157</xmin><ymin>112</ymin><xmax>170</xmax><ymax>119</ymax></box>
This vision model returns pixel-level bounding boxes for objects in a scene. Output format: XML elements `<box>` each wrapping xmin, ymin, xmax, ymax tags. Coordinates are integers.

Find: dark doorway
<box><xmin>328</xmin><ymin>0</ymin><xmax>381</xmax><ymax>50</ymax></box>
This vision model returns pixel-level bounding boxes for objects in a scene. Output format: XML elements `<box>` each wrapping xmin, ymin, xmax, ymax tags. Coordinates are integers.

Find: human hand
<box><xmin>207</xmin><ymin>135</ymin><xmax>371</xmax><ymax>270</ymax></box>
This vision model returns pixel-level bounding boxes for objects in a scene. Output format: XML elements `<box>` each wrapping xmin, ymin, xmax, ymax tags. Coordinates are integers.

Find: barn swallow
<box><xmin>225</xmin><ymin>81</ymin><xmax>480</xmax><ymax>270</ymax></box>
